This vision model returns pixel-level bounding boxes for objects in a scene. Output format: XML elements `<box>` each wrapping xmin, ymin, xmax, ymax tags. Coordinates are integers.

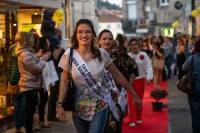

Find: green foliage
<box><xmin>97</xmin><ymin>0</ymin><xmax>121</xmax><ymax>10</ymax></box>
<box><xmin>150</xmin><ymin>88</ymin><xmax>168</xmax><ymax>102</ymax></box>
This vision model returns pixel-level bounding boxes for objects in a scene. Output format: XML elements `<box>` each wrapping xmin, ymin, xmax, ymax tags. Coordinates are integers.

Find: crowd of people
<box><xmin>7</xmin><ymin>12</ymin><xmax>200</xmax><ymax>133</ymax></box>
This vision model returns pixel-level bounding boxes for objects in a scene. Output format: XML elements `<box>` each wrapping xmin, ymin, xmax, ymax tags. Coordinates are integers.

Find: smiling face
<box><xmin>130</xmin><ymin>40</ymin><xmax>140</xmax><ymax>53</ymax></box>
<box><xmin>98</xmin><ymin>32</ymin><xmax>113</xmax><ymax>50</ymax></box>
<box><xmin>76</xmin><ymin>23</ymin><xmax>93</xmax><ymax>47</ymax></box>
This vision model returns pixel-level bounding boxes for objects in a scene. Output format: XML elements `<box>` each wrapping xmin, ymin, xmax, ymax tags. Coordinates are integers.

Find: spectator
<box><xmin>183</xmin><ymin>38</ymin><xmax>200</xmax><ymax>133</ymax></box>
<box><xmin>15</xmin><ymin>31</ymin><xmax>50</xmax><ymax>133</ymax></box>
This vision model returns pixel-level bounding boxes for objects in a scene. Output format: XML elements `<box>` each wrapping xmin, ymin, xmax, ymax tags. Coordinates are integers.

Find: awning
<box><xmin>0</xmin><ymin>0</ymin><xmax>63</xmax><ymax>9</ymax></box>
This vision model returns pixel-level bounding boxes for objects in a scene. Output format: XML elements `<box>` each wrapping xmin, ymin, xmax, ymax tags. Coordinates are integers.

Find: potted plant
<box><xmin>150</xmin><ymin>88</ymin><xmax>168</xmax><ymax>111</ymax></box>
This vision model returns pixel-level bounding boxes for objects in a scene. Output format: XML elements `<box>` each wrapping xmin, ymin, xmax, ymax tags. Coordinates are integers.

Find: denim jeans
<box><xmin>39</xmin><ymin>89</ymin><xmax>48</xmax><ymax>122</ymax></box>
<box><xmin>14</xmin><ymin>93</ymin><xmax>24</xmax><ymax>129</ymax></box>
<box><xmin>188</xmin><ymin>94</ymin><xmax>200</xmax><ymax>133</ymax></box>
<box><xmin>73</xmin><ymin>107</ymin><xmax>109</xmax><ymax>133</ymax></box>
<box><xmin>22</xmin><ymin>89</ymin><xmax>38</xmax><ymax>133</ymax></box>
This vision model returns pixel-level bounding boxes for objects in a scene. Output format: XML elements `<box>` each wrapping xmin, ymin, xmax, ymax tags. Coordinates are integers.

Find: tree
<box><xmin>97</xmin><ymin>0</ymin><xmax>121</xmax><ymax>10</ymax></box>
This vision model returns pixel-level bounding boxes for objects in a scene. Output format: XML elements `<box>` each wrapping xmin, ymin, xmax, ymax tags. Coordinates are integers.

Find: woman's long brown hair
<box><xmin>71</xmin><ymin>19</ymin><xmax>102</xmax><ymax>62</ymax></box>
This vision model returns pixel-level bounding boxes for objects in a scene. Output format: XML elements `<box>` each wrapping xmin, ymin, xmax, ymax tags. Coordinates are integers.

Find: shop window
<box><xmin>107</xmin><ymin>24</ymin><xmax>111</xmax><ymax>29</ymax></box>
<box><xmin>32</xmin><ymin>14</ymin><xmax>42</xmax><ymax>24</ymax></box>
<box><xmin>159</xmin><ymin>0</ymin><xmax>169</xmax><ymax>7</ymax></box>
<box><xmin>0</xmin><ymin>11</ymin><xmax>16</xmax><ymax>121</ymax></box>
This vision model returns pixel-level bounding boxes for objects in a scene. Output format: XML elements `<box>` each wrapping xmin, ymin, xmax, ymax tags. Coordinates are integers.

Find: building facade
<box><xmin>71</xmin><ymin>0</ymin><xmax>98</xmax><ymax>33</ymax></box>
<box><xmin>122</xmin><ymin>0</ymin><xmax>200</xmax><ymax>36</ymax></box>
<box><xmin>98</xmin><ymin>12</ymin><xmax>123</xmax><ymax>38</ymax></box>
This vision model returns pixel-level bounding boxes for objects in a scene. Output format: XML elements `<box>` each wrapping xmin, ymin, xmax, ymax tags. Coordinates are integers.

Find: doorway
<box><xmin>0</xmin><ymin>10</ymin><xmax>17</xmax><ymax>96</ymax></box>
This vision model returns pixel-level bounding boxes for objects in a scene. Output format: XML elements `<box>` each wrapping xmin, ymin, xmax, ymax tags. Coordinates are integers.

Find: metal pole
<box><xmin>66</xmin><ymin>0</ymin><xmax>71</xmax><ymax>38</ymax></box>
<box><xmin>191</xmin><ymin>0</ymin><xmax>196</xmax><ymax>36</ymax></box>
<box><xmin>82</xmin><ymin>1</ymin><xmax>85</xmax><ymax>18</ymax></box>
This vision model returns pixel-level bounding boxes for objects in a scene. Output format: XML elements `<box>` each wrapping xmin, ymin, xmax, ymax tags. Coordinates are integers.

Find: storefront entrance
<box><xmin>0</xmin><ymin>9</ymin><xmax>17</xmax><ymax>107</ymax></box>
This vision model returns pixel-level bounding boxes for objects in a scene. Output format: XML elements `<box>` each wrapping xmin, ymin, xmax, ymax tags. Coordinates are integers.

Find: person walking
<box><xmin>152</xmin><ymin>41</ymin><xmax>165</xmax><ymax>89</ymax></box>
<box><xmin>176</xmin><ymin>38</ymin><xmax>186</xmax><ymax>80</ymax></box>
<box><xmin>56</xmin><ymin>19</ymin><xmax>141</xmax><ymax>133</ymax></box>
<box><xmin>128</xmin><ymin>38</ymin><xmax>153</xmax><ymax>126</ymax></box>
<box><xmin>183</xmin><ymin>38</ymin><xmax>200</xmax><ymax>133</ymax></box>
<box><xmin>98</xmin><ymin>29</ymin><xmax>139</xmax><ymax>132</ymax></box>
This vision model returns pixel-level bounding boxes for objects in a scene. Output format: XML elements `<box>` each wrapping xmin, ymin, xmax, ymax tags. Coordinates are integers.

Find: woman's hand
<box><xmin>56</xmin><ymin>106</ymin><xmax>65</xmax><ymax>121</ymax></box>
<box><xmin>40</xmin><ymin>51</ymin><xmax>51</xmax><ymax>61</ymax></box>
<box><xmin>36</xmin><ymin>49</ymin><xmax>43</xmax><ymax>58</ymax></box>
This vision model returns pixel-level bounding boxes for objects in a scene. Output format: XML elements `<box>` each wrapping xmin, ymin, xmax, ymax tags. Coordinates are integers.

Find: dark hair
<box><xmin>194</xmin><ymin>38</ymin><xmax>200</xmax><ymax>53</ymax></box>
<box><xmin>41</xmin><ymin>20</ymin><xmax>56</xmax><ymax>38</ymax></box>
<box><xmin>38</xmin><ymin>37</ymin><xmax>49</xmax><ymax>52</ymax></box>
<box><xmin>115</xmin><ymin>33</ymin><xmax>125</xmax><ymax>49</ymax></box>
<box><xmin>42</xmin><ymin>9</ymin><xmax>55</xmax><ymax>21</ymax></box>
<box><xmin>142</xmin><ymin>39</ymin><xmax>148</xmax><ymax>47</ymax></box>
<box><xmin>128</xmin><ymin>37</ymin><xmax>140</xmax><ymax>47</ymax></box>
<box><xmin>71</xmin><ymin>19</ymin><xmax>101</xmax><ymax>61</ymax></box>
<box><xmin>177</xmin><ymin>37</ymin><xmax>184</xmax><ymax>46</ymax></box>
<box><xmin>98</xmin><ymin>29</ymin><xmax>113</xmax><ymax>40</ymax></box>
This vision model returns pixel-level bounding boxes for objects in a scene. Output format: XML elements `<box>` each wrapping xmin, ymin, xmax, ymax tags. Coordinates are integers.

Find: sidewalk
<box><xmin>3</xmin><ymin>112</ymin><xmax>77</xmax><ymax>133</ymax></box>
<box><xmin>168</xmin><ymin>76</ymin><xmax>192</xmax><ymax>133</ymax></box>
<box><xmin>3</xmin><ymin>77</ymin><xmax>193</xmax><ymax>133</ymax></box>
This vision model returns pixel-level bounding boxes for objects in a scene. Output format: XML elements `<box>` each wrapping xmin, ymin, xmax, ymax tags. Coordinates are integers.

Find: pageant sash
<box><xmin>72</xmin><ymin>50</ymin><xmax>119</xmax><ymax>121</ymax></box>
<box><xmin>103</xmin><ymin>70</ymin><xmax>119</xmax><ymax>93</ymax></box>
<box><xmin>118</xmin><ymin>88</ymin><xmax>127</xmax><ymax>113</ymax></box>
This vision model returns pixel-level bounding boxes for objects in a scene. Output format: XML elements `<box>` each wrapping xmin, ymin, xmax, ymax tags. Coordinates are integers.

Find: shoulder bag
<box><xmin>62</xmin><ymin>48</ymin><xmax>77</xmax><ymax>111</ymax></box>
<box><xmin>177</xmin><ymin>56</ymin><xmax>193</xmax><ymax>95</ymax></box>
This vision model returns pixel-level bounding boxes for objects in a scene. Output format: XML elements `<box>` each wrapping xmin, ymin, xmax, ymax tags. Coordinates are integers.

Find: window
<box><xmin>117</xmin><ymin>24</ymin><xmax>121</xmax><ymax>28</ymax></box>
<box><xmin>107</xmin><ymin>24</ymin><xmax>111</xmax><ymax>29</ymax></box>
<box><xmin>159</xmin><ymin>0</ymin><xmax>169</xmax><ymax>7</ymax></box>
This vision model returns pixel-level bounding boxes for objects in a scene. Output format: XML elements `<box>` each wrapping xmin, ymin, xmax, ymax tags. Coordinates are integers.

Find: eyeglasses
<box><xmin>77</xmin><ymin>30</ymin><xmax>92</xmax><ymax>36</ymax></box>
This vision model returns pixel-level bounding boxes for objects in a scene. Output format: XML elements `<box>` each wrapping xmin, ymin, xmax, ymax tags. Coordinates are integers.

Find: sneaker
<box><xmin>136</xmin><ymin>120</ymin><xmax>143</xmax><ymax>124</ymax></box>
<box><xmin>129</xmin><ymin>122</ymin><xmax>136</xmax><ymax>127</ymax></box>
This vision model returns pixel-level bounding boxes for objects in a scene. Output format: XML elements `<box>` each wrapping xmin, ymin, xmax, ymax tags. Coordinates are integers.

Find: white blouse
<box><xmin>128</xmin><ymin>51</ymin><xmax>153</xmax><ymax>80</ymax></box>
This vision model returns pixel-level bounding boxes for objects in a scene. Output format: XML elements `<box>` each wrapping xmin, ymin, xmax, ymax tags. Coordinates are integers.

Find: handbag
<box><xmin>62</xmin><ymin>48</ymin><xmax>77</xmax><ymax>111</ymax></box>
<box><xmin>177</xmin><ymin>56</ymin><xmax>193</xmax><ymax>94</ymax></box>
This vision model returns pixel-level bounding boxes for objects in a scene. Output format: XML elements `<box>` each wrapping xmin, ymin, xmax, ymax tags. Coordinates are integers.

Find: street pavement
<box><xmin>4</xmin><ymin>76</ymin><xmax>193</xmax><ymax>133</ymax></box>
<box><xmin>168</xmin><ymin>76</ymin><xmax>193</xmax><ymax>133</ymax></box>
<box><xmin>4</xmin><ymin>112</ymin><xmax>77</xmax><ymax>133</ymax></box>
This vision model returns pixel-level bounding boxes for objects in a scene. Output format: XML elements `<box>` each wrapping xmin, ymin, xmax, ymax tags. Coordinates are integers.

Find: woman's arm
<box><xmin>56</xmin><ymin>70</ymin><xmax>69</xmax><ymax>120</ymax></box>
<box><xmin>107</xmin><ymin>63</ymin><xmax>141</xmax><ymax>106</ymax></box>
<box><xmin>58</xmin><ymin>70</ymin><xmax>69</xmax><ymax>103</ymax></box>
<box><xmin>22</xmin><ymin>52</ymin><xmax>46</xmax><ymax>74</ymax></box>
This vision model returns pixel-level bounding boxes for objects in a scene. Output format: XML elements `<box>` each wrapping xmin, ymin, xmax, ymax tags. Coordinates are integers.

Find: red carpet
<box><xmin>123</xmin><ymin>81</ymin><xmax>168</xmax><ymax>133</ymax></box>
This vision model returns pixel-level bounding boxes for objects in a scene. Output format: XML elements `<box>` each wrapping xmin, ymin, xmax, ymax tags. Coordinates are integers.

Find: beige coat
<box><xmin>16</xmin><ymin>46</ymin><xmax>45</xmax><ymax>92</ymax></box>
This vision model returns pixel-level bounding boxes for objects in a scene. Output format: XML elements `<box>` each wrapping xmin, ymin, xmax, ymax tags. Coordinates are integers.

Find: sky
<box><xmin>102</xmin><ymin>0</ymin><xmax>122</xmax><ymax>7</ymax></box>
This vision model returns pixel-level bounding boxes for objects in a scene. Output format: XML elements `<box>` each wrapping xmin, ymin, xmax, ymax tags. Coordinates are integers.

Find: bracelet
<box><xmin>56</xmin><ymin>101</ymin><xmax>63</xmax><ymax>107</ymax></box>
